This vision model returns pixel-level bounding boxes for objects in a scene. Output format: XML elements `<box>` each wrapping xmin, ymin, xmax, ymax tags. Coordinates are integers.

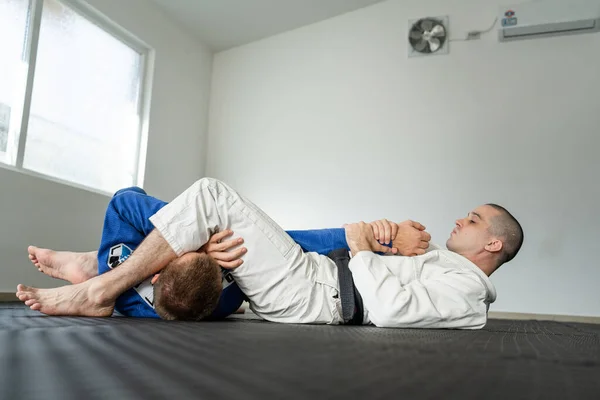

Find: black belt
<box><xmin>327</xmin><ymin>248</ymin><xmax>363</xmax><ymax>325</ymax></box>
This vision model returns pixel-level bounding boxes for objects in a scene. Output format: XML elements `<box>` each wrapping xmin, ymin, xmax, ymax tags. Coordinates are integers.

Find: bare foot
<box><xmin>16</xmin><ymin>283</ymin><xmax>114</xmax><ymax>317</ymax></box>
<box><xmin>28</xmin><ymin>246</ymin><xmax>97</xmax><ymax>284</ymax></box>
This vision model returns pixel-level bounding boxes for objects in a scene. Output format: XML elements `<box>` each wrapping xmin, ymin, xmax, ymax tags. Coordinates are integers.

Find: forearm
<box><xmin>94</xmin><ymin>229</ymin><xmax>177</xmax><ymax>301</ymax></box>
<box><xmin>286</xmin><ymin>228</ymin><xmax>349</xmax><ymax>255</ymax></box>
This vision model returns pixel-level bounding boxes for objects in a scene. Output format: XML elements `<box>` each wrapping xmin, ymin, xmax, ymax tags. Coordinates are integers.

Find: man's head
<box><xmin>446</xmin><ymin>204</ymin><xmax>523</xmax><ymax>273</ymax></box>
<box><xmin>153</xmin><ymin>252</ymin><xmax>222</xmax><ymax>321</ymax></box>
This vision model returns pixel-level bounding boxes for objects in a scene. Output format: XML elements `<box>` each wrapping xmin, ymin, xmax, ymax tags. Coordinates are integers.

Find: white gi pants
<box><xmin>149</xmin><ymin>178</ymin><xmax>344</xmax><ymax>325</ymax></box>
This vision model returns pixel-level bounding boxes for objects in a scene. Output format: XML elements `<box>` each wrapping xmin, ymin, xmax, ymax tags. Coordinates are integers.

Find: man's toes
<box><xmin>28</xmin><ymin>246</ymin><xmax>38</xmax><ymax>257</ymax></box>
<box><xmin>25</xmin><ymin>299</ymin><xmax>37</xmax><ymax>307</ymax></box>
<box><xmin>16</xmin><ymin>285</ymin><xmax>38</xmax><ymax>301</ymax></box>
<box><xmin>30</xmin><ymin>303</ymin><xmax>41</xmax><ymax>311</ymax></box>
<box><xmin>18</xmin><ymin>293</ymin><xmax>32</xmax><ymax>302</ymax></box>
<box><xmin>17</xmin><ymin>284</ymin><xmax>33</xmax><ymax>292</ymax></box>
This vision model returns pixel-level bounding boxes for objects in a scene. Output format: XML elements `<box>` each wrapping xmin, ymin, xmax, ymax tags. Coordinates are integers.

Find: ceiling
<box><xmin>149</xmin><ymin>0</ymin><xmax>386</xmax><ymax>51</ymax></box>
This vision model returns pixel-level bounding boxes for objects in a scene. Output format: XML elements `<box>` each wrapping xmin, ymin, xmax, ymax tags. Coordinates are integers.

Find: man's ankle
<box><xmin>87</xmin><ymin>278</ymin><xmax>117</xmax><ymax>308</ymax></box>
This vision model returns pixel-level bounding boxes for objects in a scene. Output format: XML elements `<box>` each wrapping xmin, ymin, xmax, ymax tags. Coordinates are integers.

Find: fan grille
<box><xmin>409</xmin><ymin>18</ymin><xmax>447</xmax><ymax>54</ymax></box>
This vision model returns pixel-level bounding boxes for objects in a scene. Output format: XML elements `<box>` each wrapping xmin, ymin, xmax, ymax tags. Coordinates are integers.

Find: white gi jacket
<box><xmin>350</xmin><ymin>244</ymin><xmax>497</xmax><ymax>329</ymax></box>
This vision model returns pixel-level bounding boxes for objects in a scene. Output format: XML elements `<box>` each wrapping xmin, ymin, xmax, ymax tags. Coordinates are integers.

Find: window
<box><xmin>0</xmin><ymin>0</ymin><xmax>149</xmax><ymax>194</ymax></box>
<box><xmin>0</xmin><ymin>0</ymin><xmax>29</xmax><ymax>160</ymax></box>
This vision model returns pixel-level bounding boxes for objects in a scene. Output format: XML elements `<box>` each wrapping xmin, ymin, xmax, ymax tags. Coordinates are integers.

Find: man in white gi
<box><xmin>16</xmin><ymin>178</ymin><xmax>523</xmax><ymax>329</ymax></box>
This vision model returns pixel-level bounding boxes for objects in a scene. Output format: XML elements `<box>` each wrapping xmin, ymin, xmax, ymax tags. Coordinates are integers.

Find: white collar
<box><xmin>429</xmin><ymin>243</ymin><xmax>497</xmax><ymax>303</ymax></box>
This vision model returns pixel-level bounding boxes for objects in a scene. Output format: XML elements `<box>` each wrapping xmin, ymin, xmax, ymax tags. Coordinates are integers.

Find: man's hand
<box><xmin>369</xmin><ymin>219</ymin><xmax>399</xmax><ymax>245</ymax></box>
<box><xmin>344</xmin><ymin>222</ymin><xmax>399</xmax><ymax>257</ymax></box>
<box><xmin>393</xmin><ymin>220</ymin><xmax>431</xmax><ymax>256</ymax></box>
<box><xmin>200</xmin><ymin>230</ymin><xmax>247</xmax><ymax>269</ymax></box>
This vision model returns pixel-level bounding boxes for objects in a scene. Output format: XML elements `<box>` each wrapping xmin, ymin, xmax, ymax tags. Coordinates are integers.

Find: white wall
<box><xmin>206</xmin><ymin>0</ymin><xmax>600</xmax><ymax>317</ymax></box>
<box><xmin>0</xmin><ymin>0</ymin><xmax>212</xmax><ymax>291</ymax></box>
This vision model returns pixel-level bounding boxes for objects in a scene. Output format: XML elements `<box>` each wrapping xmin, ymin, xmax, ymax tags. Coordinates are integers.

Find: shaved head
<box><xmin>486</xmin><ymin>204</ymin><xmax>524</xmax><ymax>265</ymax></box>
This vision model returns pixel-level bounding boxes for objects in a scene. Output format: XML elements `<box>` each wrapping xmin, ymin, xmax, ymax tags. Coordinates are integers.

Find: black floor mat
<box><xmin>1</xmin><ymin>303</ymin><xmax>599</xmax><ymax>400</ymax></box>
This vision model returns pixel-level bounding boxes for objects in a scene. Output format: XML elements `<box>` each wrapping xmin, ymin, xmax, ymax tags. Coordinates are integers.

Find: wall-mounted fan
<box><xmin>408</xmin><ymin>17</ymin><xmax>449</xmax><ymax>57</ymax></box>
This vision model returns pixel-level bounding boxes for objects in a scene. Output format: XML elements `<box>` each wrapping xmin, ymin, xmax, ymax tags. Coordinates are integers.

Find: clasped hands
<box><xmin>343</xmin><ymin>219</ymin><xmax>431</xmax><ymax>257</ymax></box>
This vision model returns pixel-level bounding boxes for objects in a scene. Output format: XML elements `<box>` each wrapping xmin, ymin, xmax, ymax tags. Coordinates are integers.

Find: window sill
<box><xmin>0</xmin><ymin>161</ymin><xmax>117</xmax><ymax>198</ymax></box>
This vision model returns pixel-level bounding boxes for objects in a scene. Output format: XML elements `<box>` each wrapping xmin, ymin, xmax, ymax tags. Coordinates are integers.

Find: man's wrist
<box><xmin>355</xmin><ymin>244</ymin><xmax>373</xmax><ymax>252</ymax></box>
<box><xmin>349</xmin><ymin>244</ymin><xmax>372</xmax><ymax>256</ymax></box>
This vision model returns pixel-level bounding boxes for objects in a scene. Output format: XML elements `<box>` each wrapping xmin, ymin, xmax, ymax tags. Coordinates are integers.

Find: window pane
<box><xmin>0</xmin><ymin>0</ymin><xmax>30</xmax><ymax>165</ymax></box>
<box><xmin>24</xmin><ymin>0</ymin><xmax>143</xmax><ymax>193</ymax></box>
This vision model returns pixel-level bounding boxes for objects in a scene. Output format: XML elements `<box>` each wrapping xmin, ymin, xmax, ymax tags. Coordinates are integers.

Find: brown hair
<box><xmin>153</xmin><ymin>253</ymin><xmax>222</xmax><ymax>321</ymax></box>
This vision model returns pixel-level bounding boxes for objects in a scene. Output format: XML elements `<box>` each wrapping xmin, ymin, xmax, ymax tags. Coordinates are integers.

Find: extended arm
<box><xmin>286</xmin><ymin>228</ymin><xmax>349</xmax><ymax>255</ymax></box>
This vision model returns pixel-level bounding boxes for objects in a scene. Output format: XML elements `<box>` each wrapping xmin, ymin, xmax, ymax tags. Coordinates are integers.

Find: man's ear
<box><xmin>485</xmin><ymin>239</ymin><xmax>503</xmax><ymax>254</ymax></box>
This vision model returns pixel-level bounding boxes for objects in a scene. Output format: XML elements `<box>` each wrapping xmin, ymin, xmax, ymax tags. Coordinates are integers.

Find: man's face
<box><xmin>446</xmin><ymin>205</ymin><xmax>501</xmax><ymax>255</ymax></box>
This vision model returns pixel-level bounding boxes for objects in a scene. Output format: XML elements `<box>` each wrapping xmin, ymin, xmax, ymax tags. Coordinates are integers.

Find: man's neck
<box><xmin>456</xmin><ymin>251</ymin><xmax>497</xmax><ymax>277</ymax></box>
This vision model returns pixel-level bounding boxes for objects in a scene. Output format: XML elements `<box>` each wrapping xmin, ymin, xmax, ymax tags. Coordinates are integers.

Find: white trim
<box><xmin>0</xmin><ymin>161</ymin><xmax>112</xmax><ymax>197</ymax></box>
<box><xmin>57</xmin><ymin>0</ymin><xmax>151</xmax><ymax>53</ymax></box>
<box><xmin>135</xmin><ymin>49</ymin><xmax>156</xmax><ymax>188</ymax></box>
<box><xmin>15</xmin><ymin>0</ymin><xmax>44</xmax><ymax>169</ymax></box>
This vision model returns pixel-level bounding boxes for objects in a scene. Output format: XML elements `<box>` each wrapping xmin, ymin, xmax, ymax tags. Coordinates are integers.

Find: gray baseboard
<box><xmin>0</xmin><ymin>293</ymin><xmax>16</xmax><ymax>302</ymax></box>
<box><xmin>488</xmin><ymin>311</ymin><xmax>600</xmax><ymax>324</ymax></box>
<box><xmin>1</xmin><ymin>293</ymin><xmax>598</xmax><ymax>324</ymax></box>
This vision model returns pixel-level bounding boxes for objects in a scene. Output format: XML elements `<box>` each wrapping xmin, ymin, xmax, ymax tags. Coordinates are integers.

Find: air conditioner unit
<box><xmin>498</xmin><ymin>0</ymin><xmax>600</xmax><ymax>42</ymax></box>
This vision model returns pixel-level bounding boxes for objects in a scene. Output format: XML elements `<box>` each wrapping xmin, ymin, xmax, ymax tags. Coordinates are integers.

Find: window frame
<box><xmin>0</xmin><ymin>0</ymin><xmax>154</xmax><ymax>196</ymax></box>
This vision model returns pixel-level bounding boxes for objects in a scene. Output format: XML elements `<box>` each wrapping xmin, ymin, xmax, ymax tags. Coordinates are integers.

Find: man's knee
<box><xmin>180</xmin><ymin>178</ymin><xmax>237</xmax><ymax>207</ymax></box>
<box><xmin>190</xmin><ymin>177</ymin><xmax>228</xmax><ymax>195</ymax></box>
<box><xmin>194</xmin><ymin>177</ymin><xmax>219</xmax><ymax>188</ymax></box>
<box><xmin>114</xmin><ymin>186</ymin><xmax>147</xmax><ymax>198</ymax></box>
<box><xmin>108</xmin><ymin>190</ymin><xmax>141</xmax><ymax>216</ymax></box>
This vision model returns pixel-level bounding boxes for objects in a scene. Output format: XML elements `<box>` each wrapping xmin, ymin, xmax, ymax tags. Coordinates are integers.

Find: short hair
<box><xmin>153</xmin><ymin>253</ymin><xmax>222</xmax><ymax>321</ymax></box>
<box><xmin>486</xmin><ymin>204</ymin><xmax>524</xmax><ymax>265</ymax></box>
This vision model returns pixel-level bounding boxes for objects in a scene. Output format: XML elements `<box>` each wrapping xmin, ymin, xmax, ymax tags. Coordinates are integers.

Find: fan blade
<box><xmin>430</xmin><ymin>24</ymin><xmax>446</xmax><ymax>37</ymax></box>
<box><xmin>414</xmin><ymin>39</ymin><xmax>428</xmax><ymax>52</ymax></box>
<box><xmin>409</xmin><ymin>30</ymin><xmax>423</xmax><ymax>40</ymax></box>
<box><xmin>420</xmin><ymin>19</ymin><xmax>433</xmax><ymax>32</ymax></box>
<box><xmin>428</xmin><ymin>38</ymin><xmax>441</xmax><ymax>52</ymax></box>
